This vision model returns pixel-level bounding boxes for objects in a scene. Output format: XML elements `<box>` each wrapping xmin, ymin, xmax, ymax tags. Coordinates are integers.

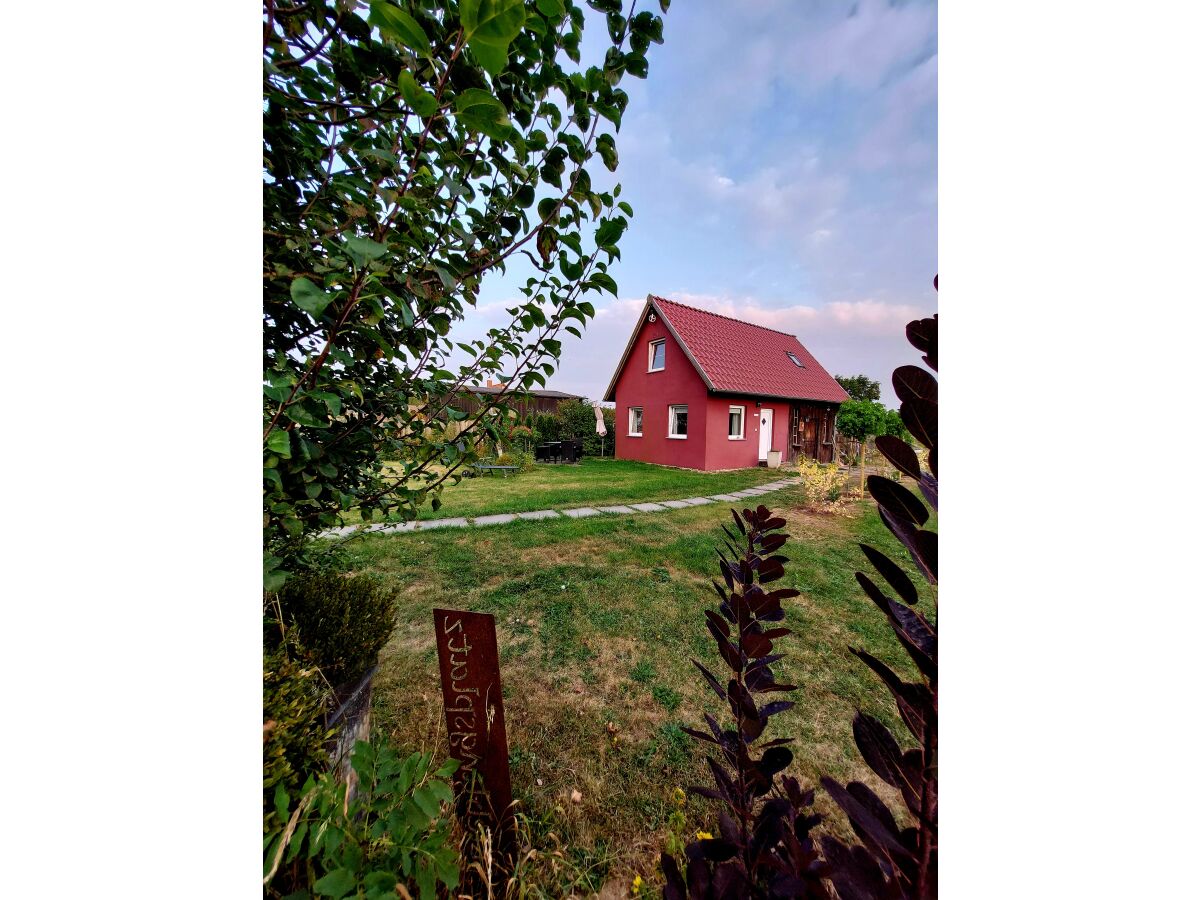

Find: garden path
<box><xmin>318</xmin><ymin>477</ymin><xmax>801</xmax><ymax>539</ymax></box>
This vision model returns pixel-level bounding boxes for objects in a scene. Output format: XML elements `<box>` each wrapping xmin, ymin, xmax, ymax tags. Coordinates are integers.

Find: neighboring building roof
<box><xmin>603</xmin><ymin>295</ymin><xmax>850</xmax><ymax>404</ymax></box>
<box><xmin>460</xmin><ymin>385</ymin><xmax>584</xmax><ymax>400</ymax></box>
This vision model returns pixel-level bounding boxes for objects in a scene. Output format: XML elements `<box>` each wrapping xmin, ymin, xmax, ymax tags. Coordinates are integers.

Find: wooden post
<box><xmin>859</xmin><ymin>438</ymin><xmax>867</xmax><ymax>496</ymax></box>
<box><xmin>433</xmin><ymin>609</ymin><xmax>515</xmax><ymax>866</ymax></box>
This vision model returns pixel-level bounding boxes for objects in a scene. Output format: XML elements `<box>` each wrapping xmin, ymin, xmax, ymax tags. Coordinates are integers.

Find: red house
<box><xmin>602</xmin><ymin>296</ymin><xmax>849</xmax><ymax>470</ymax></box>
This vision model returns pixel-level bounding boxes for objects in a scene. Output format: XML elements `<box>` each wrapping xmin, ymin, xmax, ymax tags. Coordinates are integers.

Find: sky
<box><xmin>463</xmin><ymin>0</ymin><xmax>937</xmax><ymax>408</ymax></box>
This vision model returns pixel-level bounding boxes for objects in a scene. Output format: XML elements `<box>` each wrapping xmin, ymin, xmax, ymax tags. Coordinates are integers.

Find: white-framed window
<box><xmin>668</xmin><ymin>404</ymin><xmax>688</xmax><ymax>438</ymax></box>
<box><xmin>648</xmin><ymin>339</ymin><xmax>666</xmax><ymax>372</ymax></box>
<box><xmin>628</xmin><ymin>406</ymin><xmax>643</xmax><ymax>437</ymax></box>
<box><xmin>728</xmin><ymin>405</ymin><xmax>745</xmax><ymax>440</ymax></box>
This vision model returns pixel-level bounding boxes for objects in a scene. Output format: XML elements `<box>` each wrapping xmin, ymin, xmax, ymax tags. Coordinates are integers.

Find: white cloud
<box><xmin>610</xmin><ymin>1</ymin><xmax>936</xmax><ymax>302</ymax></box>
<box><xmin>783</xmin><ymin>0</ymin><xmax>938</xmax><ymax>93</ymax></box>
<box><xmin>657</xmin><ymin>157</ymin><xmax>848</xmax><ymax>245</ymax></box>
<box><xmin>657</xmin><ymin>0</ymin><xmax>936</xmax><ymax>132</ymax></box>
<box><xmin>667</xmin><ymin>292</ymin><xmax>926</xmax><ymax>338</ymax></box>
<box><xmin>854</xmin><ymin>53</ymin><xmax>938</xmax><ymax>171</ymax></box>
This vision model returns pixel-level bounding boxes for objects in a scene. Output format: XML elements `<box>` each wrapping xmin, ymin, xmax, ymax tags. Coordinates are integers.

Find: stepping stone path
<box><xmin>318</xmin><ymin>478</ymin><xmax>800</xmax><ymax>539</ymax></box>
<box><xmin>472</xmin><ymin>513</ymin><xmax>517</xmax><ymax>526</ymax></box>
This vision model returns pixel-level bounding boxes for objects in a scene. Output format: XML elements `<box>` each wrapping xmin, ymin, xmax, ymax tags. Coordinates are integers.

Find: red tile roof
<box><xmin>649</xmin><ymin>296</ymin><xmax>850</xmax><ymax>403</ymax></box>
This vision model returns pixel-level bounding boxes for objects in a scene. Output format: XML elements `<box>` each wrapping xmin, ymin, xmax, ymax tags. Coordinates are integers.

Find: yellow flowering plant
<box><xmin>791</xmin><ymin>457</ymin><xmax>844</xmax><ymax>508</ymax></box>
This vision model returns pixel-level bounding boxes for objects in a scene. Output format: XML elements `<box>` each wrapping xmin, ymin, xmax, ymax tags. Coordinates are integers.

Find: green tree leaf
<box><xmin>368</xmin><ymin>1</ymin><xmax>431</xmax><ymax>56</ymax></box>
<box><xmin>399</xmin><ymin>71</ymin><xmax>438</xmax><ymax>117</ymax></box>
<box><xmin>536</xmin><ymin>0</ymin><xmax>565</xmax><ymax>18</ymax></box>
<box><xmin>455</xmin><ymin>87</ymin><xmax>505</xmax><ymax>116</ymax></box>
<box><xmin>631</xmin><ymin>11</ymin><xmax>665</xmax><ymax>44</ymax></box>
<box><xmin>461</xmin><ymin>0</ymin><xmax>526</xmax><ymax>46</ymax></box>
<box><xmin>626</xmin><ymin>53</ymin><xmax>649</xmax><ymax>78</ymax></box>
<box><xmin>590</xmin><ymin>272</ymin><xmax>618</xmax><ymax>296</ymax></box>
<box><xmin>596</xmin><ymin>133</ymin><xmax>618</xmax><ymax>171</ymax></box>
<box><xmin>595</xmin><ymin>217</ymin><xmax>627</xmax><ymax>247</ymax></box>
<box><xmin>345</xmin><ymin>235</ymin><xmax>388</xmax><ymax>267</ymax></box>
<box><xmin>266</xmin><ymin>428</ymin><xmax>292</xmax><ymax>458</ymax></box>
<box><xmin>263</xmin><ymin>559</ymin><xmax>287</xmax><ymax>591</ymax></box>
<box><xmin>290</xmin><ymin>277</ymin><xmax>332</xmax><ymax>318</ymax></box>
<box><xmin>313</xmin><ymin>867</ymin><xmax>357</xmax><ymax>898</ymax></box>
<box><xmin>285</xmin><ymin>402</ymin><xmax>327</xmax><ymax>428</ymax></box>
<box><xmin>310</xmin><ymin>391</ymin><xmax>343</xmax><ymax>416</ymax></box>
<box><xmin>455</xmin><ymin>88</ymin><xmax>510</xmax><ymax>137</ymax></box>
<box><xmin>469</xmin><ymin>39</ymin><xmax>509</xmax><ymax>75</ymax></box>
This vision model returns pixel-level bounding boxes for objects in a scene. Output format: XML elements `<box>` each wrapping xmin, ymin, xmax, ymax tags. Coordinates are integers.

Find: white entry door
<box><xmin>758</xmin><ymin>408</ymin><xmax>774</xmax><ymax>461</ymax></box>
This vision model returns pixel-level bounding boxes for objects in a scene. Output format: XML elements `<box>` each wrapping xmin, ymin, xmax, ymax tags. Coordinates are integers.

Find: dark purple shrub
<box><xmin>819</xmin><ymin>310</ymin><xmax>937</xmax><ymax>899</ymax></box>
<box><xmin>660</xmin><ymin>505</ymin><xmax>830</xmax><ymax>899</ymax></box>
<box><xmin>665</xmin><ymin>295</ymin><xmax>938</xmax><ymax>899</ymax></box>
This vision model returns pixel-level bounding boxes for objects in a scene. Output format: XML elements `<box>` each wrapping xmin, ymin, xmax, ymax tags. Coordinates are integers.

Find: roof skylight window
<box><xmin>786</xmin><ymin>351</ymin><xmax>805</xmax><ymax>368</ymax></box>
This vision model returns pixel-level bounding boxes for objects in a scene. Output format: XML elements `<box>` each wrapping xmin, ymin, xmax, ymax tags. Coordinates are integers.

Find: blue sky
<box><xmin>465</xmin><ymin>0</ymin><xmax>937</xmax><ymax>407</ymax></box>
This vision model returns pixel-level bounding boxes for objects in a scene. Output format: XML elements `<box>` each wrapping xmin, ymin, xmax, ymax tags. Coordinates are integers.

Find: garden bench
<box><xmin>473</xmin><ymin>464</ymin><xmax>519</xmax><ymax>477</ymax></box>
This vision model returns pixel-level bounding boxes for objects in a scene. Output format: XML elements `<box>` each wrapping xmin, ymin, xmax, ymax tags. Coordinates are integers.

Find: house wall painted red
<box><xmin>612</xmin><ymin>315</ymin><xmax>709</xmax><ymax>469</ymax></box>
<box><xmin>703</xmin><ymin>395</ymin><xmax>792</xmax><ymax>470</ymax></box>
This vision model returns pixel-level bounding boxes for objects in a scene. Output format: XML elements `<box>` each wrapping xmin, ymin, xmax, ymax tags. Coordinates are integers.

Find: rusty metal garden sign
<box><xmin>433</xmin><ymin>608</ymin><xmax>514</xmax><ymax>856</ymax></box>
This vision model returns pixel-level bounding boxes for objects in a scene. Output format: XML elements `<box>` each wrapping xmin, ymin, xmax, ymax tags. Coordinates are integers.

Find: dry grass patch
<box><xmin>515</xmin><ymin>536</ymin><xmax>620</xmax><ymax>568</ymax></box>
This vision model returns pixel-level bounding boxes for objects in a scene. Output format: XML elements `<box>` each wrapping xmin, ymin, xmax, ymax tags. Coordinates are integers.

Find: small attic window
<box><xmin>786</xmin><ymin>351</ymin><xmax>805</xmax><ymax>368</ymax></box>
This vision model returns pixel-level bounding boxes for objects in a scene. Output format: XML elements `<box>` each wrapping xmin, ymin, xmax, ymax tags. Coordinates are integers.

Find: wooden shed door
<box><xmin>819</xmin><ymin>407</ymin><xmax>836</xmax><ymax>463</ymax></box>
<box><xmin>790</xmin><ymin>405</ymin><xmax>817</xmax><ymax>460</ymax></box>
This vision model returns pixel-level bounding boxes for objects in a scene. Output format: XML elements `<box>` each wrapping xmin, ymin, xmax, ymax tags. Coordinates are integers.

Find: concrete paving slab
<box><xmin>562</xmin><ymin>507</ymin><xmax>602</xmax><ymax>518</ymax></box>
<box><xmin>377</xmin><ymin>522</ymin><xmax>418</xmax><ymax>534</ymax></box>
<box><xmin>597</xmin><ymin>504</ymin><xmax>636</xmax><ymax>514</ymax></box>
<box><xmin>473</xmin><ymin>513</ymin><xmax>518</xmax><ymax>526</ymax></box>
<box><xmin>631</xmin><ymin>502</ymin><xmax>667</xmax><ymax>512</ymax></box>
<box><xmin>517</xmin><ymin>509</ymin><xmax>560</xmax><ymax>521</ymax></box>
<box><xmin>415</xmin><ymin>517</ymin><xmax>469</xmax><ymax>530</ymax></box>
<box><xmin>660</xmin><ymin>499</ymin><xmax>692</xmax><ymax>509</ymax></box>
<box><xmin>709</xmin><ymin>494</ymin><xmax>742</xmax><ymax>501</ymax></box>
<box><xmin>681</xmin><ymin>497</ymin><xmax>715</xmax><ymax>505</ymax></box>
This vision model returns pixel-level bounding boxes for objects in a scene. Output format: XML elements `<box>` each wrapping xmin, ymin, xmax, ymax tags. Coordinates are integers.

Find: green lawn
<box><xmin>365</xmin><ymin>457</ymin><xmax>789</xmax><ymax>521</ymax></box>
<box><xmin>341</xmin><ymin>486</ymin><xmax>934</xmax><ymax>898</ymax></box>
